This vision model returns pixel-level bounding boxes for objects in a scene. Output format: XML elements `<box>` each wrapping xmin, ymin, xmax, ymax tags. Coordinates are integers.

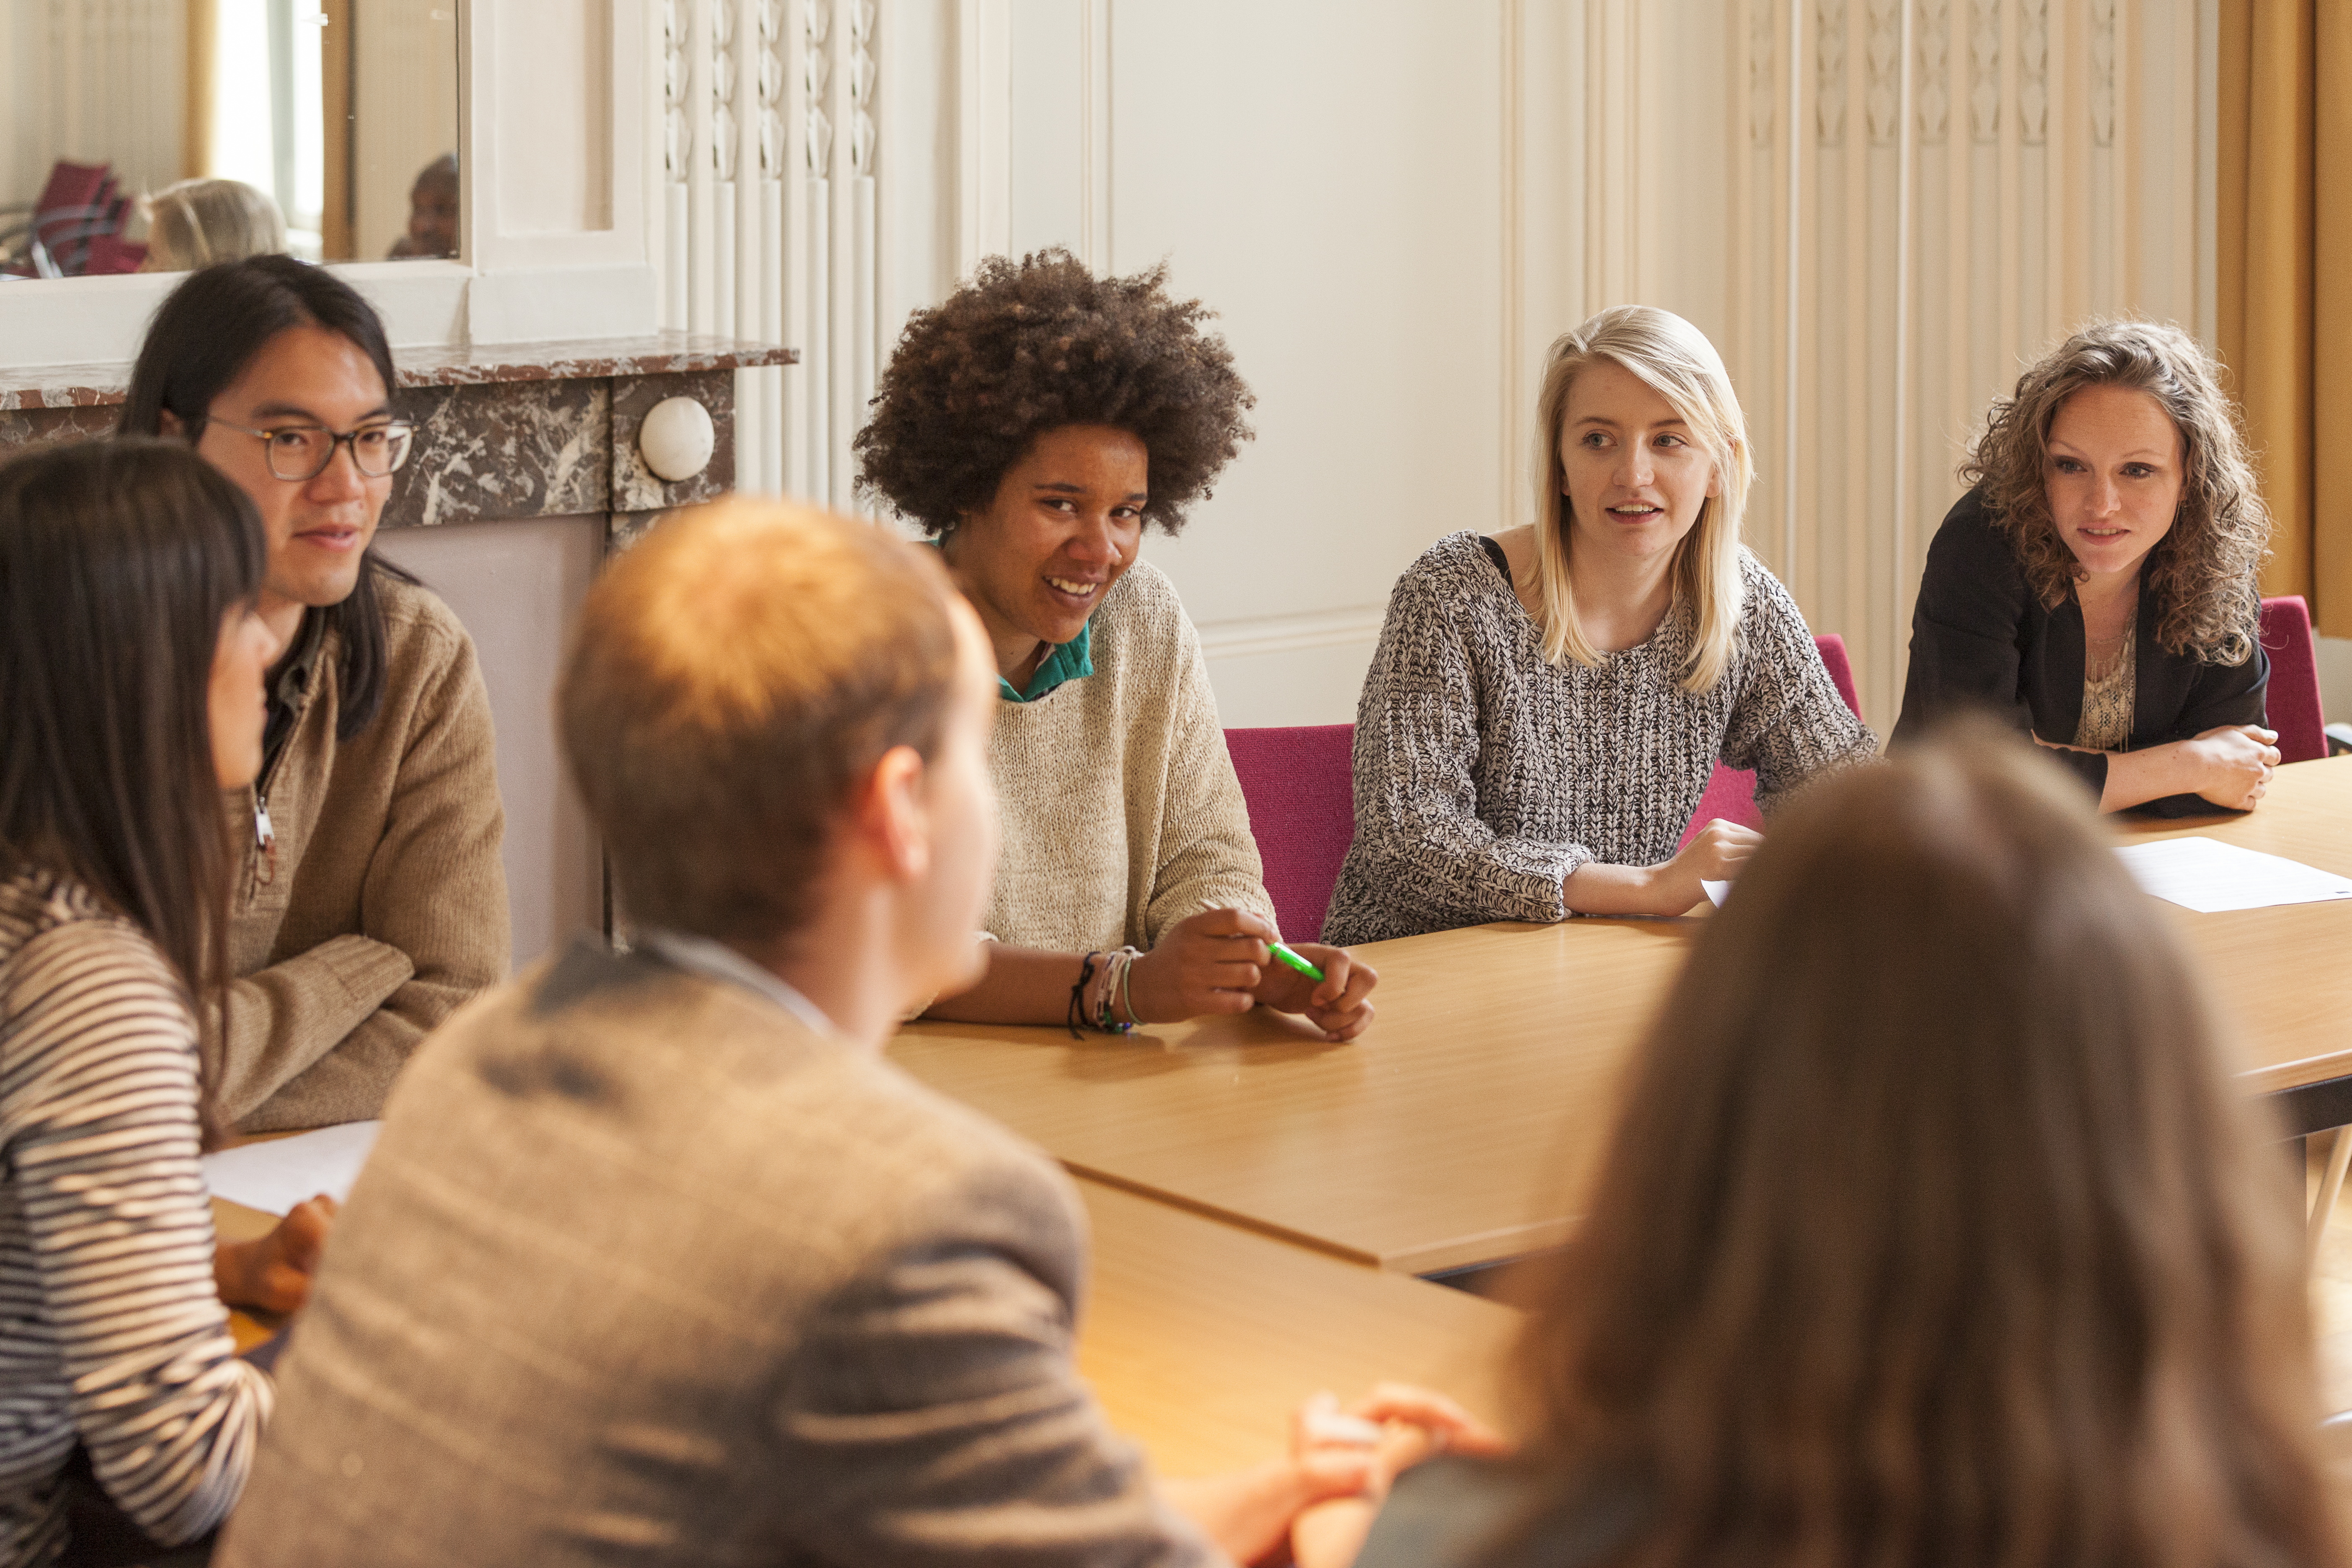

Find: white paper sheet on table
<box><xmin>200</xmin><ymin>1121</ymin><xmax>382</xmax><ymax>1216</ymax></box>
<box><xmin>2112</xmin><ymin>837</ymin><xmax>2352</xmax><ymax>914</ymax></box>
<box><xmin>1700</xmin><ymin>879</ymin><xmax>1733</xmax><ymax>908</ymax></box>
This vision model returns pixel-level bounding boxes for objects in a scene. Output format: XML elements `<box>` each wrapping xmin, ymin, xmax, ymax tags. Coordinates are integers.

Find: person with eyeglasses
<box><xmin>117</xmin><ymin>256</ymin><xmax>509</xmax><ymax>1133</ymax></box>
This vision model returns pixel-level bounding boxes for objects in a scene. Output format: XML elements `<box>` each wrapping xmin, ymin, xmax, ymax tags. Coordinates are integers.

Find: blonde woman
<box><xmin>1893</xmin><ymin>319</ymin><xmax>2278</xmax><ymax>814</ymax></box>
<box><xmin>139</xmin><ymin>179</ymin><xmax>285</xmax><ymax>273</ymax></box>
<box><xmin>1323</xmin><ymin>306</ymin><xmax>1875</xmax><ymax>943</ymax></box>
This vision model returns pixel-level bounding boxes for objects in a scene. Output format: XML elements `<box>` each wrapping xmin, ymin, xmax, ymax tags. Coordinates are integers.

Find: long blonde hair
<box><xmin>1529</xmin><ymin>306</ymin><xmax>1753</xmax><ymax>691</ymax></box>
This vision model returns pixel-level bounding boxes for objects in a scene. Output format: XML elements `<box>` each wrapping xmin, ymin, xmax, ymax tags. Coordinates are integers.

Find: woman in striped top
<box><xmin>0</xmin><ymin>442</ymin><xmax>335</xmax><ymax>1566</ymax></box>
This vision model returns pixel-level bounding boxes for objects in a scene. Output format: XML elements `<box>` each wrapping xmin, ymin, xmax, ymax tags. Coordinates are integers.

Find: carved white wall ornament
<box><xmin>1917</xmin><ymin>0</ymin><xmax>1950</xmax><ymax>144</ymax></box>
<box><xmin>2090</xmin><ymin>0</ymin><xmax>2117</xmax><ymax>146</ymax></box>
<box><xmin>1818</xmin><ymin>0</ymin><xmax>1848</xmax><ymax>146</ymax></box>
<box><xmin>851</xmin><ymin>0</ymin><xmax>877</xmax><ymax>176</ymax></box>
<box><xmin>806</xmin><ymin>0</ymin><xmax>833</xmax><ymax>175</ymax></box>
<box><xmin>758</xmin><ymin>0</ymin><xmax>786</xmax><ymax>178</ymax></box>
<box><xmin>2020</xmin><ymin>0</ymin><xmax>2049</xmax><ymax>144</ymax></box>
<box><xmin>1749</xmin><ymin>0</ymin><xmax>1776</xmax><ymax>148</ymax></box>
<box><xmin>712</xmin><ymin>0</ymin><xmax>738</xmax><ymax>182</ymax></box>
<box><xmin>1866</xmin><ymin>0</ymin><xmax>1900</xmax><ymax>145</ymax></box>
<box><xmin>1969</xmin><ymin>0</ymin><xmax>1999</xmax><ymax>142</ymax></box>
<box><xmin>664</xmin><ymin>0</ymin><xmax>689</xmax><ymax>181</ymax></box>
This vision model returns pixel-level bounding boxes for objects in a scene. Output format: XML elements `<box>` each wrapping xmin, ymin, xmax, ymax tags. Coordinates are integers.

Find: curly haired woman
<box><xmin>854</xmin><ymin>249</ymin><xmax>1379</xmax><ymax>1040</ymax></box>
<box><xmin>1893</xmin><ymin>319</ymin><xmax>2280</xmax><ymax>813</ymax></box>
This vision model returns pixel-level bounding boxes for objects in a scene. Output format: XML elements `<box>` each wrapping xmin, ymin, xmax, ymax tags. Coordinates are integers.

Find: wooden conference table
<box><xmin>212</xmin><ymin>1176</ymin><xmax>1519</xmax><ymax>1478</ymax></box>
<box><xmin>892</xmin><ymin>755</ymin><xmax>2352</xmax><ymax>1277</ymax></box>
<box><xmin>209</xmin><ymin>757</ymin><xmax>2349</xmax><ymax>1473</ymax></box>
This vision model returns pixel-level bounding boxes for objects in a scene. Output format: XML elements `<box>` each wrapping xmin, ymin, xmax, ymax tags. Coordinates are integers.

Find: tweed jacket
<box><xmin>222</xmin><ymin>570</ymin><xmax>510</xmax><ymax>1132</ymax></box>
<box><xmin>1892</xmin><ymin>488</ymin><xmax>2269</xmax><ymax>815</ymax></box>
<box><xmin>214</xmin><ymin>941</ymin><xmax>1223</xmax><ymax>1568</ymax></box>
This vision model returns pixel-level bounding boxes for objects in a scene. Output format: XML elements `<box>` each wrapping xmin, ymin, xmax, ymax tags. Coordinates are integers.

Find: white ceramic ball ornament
<box><xmin>639</xmin><ymin>395</ymin><xmax>716</xmax><ymax>482</ymax></box>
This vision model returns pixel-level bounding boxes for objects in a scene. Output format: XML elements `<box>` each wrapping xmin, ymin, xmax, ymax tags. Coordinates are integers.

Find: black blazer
<box><xmin>1892</xmin><ymin>488</ymin><xmax>2268</xmax><ymax>815</ymax></box>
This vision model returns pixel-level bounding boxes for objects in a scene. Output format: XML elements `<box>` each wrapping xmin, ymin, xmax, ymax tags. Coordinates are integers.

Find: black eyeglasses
<box><xmin>206</xmin><ymin>418</ymin><xmax>416</xmax><ymax>482</ymax></box>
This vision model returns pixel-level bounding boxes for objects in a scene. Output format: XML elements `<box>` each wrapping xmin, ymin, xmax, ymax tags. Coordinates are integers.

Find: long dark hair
<box><xmin>0</xmin><ymin>441</ymin><xmax>268</xmax><ymax>1137</ymax></box>
<box><xmin>1503</xmin><ymin>724</ymin><xmax>2340</xmax><ymax>1568</ymax></box>
<box><xmin>119</xmin><ymin>254</ymin><xmax>416</xmax><ymax>739</ymax></box>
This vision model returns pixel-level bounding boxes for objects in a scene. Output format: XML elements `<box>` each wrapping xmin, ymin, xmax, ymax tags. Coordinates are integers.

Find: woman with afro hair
<box><xmin>855</xmin><ymin>249</ymin><xmax>1379</xmax><ymax>1040</ymax></box>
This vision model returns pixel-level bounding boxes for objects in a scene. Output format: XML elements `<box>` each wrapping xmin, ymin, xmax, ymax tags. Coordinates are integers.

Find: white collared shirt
<box><xmin>635</xmin><ymin>928</ymin><xmax>838</xmax><ymax>1040</ymax></box>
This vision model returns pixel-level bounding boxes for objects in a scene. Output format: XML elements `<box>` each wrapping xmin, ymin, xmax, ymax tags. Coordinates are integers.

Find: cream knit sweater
<box><xmin>983</xmin><ymin>560</ymin><xmax>1277</xmax><ymax>952</ymax></box>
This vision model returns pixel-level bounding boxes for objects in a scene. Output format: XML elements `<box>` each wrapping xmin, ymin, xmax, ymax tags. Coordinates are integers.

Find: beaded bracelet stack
<box><xmin>1065</xmin><ymin>946</ymin><xmax>1143</xmax><ymax>1038</ymax></box>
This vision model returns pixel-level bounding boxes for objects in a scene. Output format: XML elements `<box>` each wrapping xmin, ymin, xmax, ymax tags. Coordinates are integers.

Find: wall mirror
<box><xmin>0</xmin><ymin>1</ymin><xmax>458</xmax><ymax>279</ymax></box>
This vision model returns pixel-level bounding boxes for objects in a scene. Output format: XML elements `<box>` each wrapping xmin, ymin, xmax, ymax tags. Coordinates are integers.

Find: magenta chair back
<box><xmin>1224</xmin><ymin>724</ymin><xmax>1355</xmax><ymax>943</ymax></box>
<box><xmin>1679</xmin><ymin>634</ymin><xmax>1862</xmax><ymax>847</ymax></box>
<box><xmin>2260</xmin><ymin>596</ymin><xmax>2327</xmax><ymax>764</ymax></box>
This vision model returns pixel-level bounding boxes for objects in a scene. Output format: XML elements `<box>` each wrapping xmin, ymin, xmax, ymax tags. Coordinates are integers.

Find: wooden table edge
<box><xmin>1067</xmin><ymin>1162</ymin><xmax>1576</xmax><ymax>1277</ymax></box>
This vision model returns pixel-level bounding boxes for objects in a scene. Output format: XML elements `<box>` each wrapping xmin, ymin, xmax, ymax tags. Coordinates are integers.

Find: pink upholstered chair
<box><xmin>1224</xmin><ymin>724</ymin><xmax>1355</xmax><ymax>943</ymax></box>
<box><xmin>1678</xmin><ymin>633</ymin><xmax>1863</xmax><ymax>847</ymax></box>
<box><xmin>2260</xmin><ymin>596</ymin><xmax>2327</xmax><ymax>765</ymax></box>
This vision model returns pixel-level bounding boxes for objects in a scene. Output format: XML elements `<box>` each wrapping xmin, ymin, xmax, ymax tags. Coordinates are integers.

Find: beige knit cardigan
<box><xmin>221</xmin><ymin>573</ymin><xmax>510</xmax><ymax>1131</ymax></box>
<box><xmin>982</xmin><ymin>560</ymin><xmax>1277</xmax><ymax>952</ymax></box>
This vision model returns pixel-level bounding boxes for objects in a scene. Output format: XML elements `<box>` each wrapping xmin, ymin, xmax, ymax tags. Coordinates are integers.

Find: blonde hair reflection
<box><xmin>140</xmin><ymin>179</ymin><xmax>286</xmax><ymax>273</ymax></box>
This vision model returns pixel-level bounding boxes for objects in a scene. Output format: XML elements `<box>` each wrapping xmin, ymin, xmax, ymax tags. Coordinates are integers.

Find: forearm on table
<box><xmin>218</xmin><ymin>936</ymin><xmax>415</xmax><ymax>1122</ymax></box>
<box><xmin>1561</xmin><ymin>860</ymin><xmax>1676</xmax><ymax>917</ymax></box>
<box><xmin>924</xmin><ymin>945</ymin><xmax>1087</xmax><ymax>1025</ymax></box>
<box><xmin>2091</xmin><ymin>742</ymin><xmax>2201</xmax><ymax>813</ymax></box>
<box><xmin>235</xmin><ymin>992</ymin><xmax>436</xmax><ymax>1132</ymax></box>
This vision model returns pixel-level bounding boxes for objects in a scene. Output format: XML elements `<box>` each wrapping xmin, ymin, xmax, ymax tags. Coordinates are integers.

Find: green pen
<box><xmin>1268</xmin><ymin>940</ymin><xmax>1324</xmax><ymax>983</ymax></box>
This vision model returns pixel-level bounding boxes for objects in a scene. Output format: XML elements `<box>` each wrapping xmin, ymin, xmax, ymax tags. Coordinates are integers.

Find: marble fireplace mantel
<box><xmin>0</xmin><ymin>334</ymin><xmax>797</xmax><ymax>530</ymax></box>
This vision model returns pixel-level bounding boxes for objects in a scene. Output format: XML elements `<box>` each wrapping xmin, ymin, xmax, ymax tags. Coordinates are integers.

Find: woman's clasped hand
<box><xmin>1127</xmin><ymin>907</ymin><xmax>1378</xmax><ymax>1040</ymax></box>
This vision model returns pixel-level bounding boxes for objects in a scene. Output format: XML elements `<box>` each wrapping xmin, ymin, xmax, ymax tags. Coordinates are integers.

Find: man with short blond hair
<box><xmin>217</xmin><ymin>499</ymin><xmax>1486</xmax><ymax>1568</ymax></box>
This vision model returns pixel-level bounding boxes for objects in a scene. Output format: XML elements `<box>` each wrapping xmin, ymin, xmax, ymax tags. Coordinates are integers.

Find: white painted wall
<box><xmin>374</xmin><ymin>517</ymin><xmax>606</xmax><ymax>969</ymax></box>
<box><xmin>1081</xmin><ymin>0</ymin><xmax>1506</xmax><ymax>729</ymax></box>
<box><xmin>903</xmin><ymin>0</ymin><xmax>1734</xmax><ymax>728</ymax></box>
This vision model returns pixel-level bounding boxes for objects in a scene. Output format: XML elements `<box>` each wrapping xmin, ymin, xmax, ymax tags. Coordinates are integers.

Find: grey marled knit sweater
<box><xmin>1323</xmin><ymin>531</ymin><xmax>1877</xmax><ymax>944</ymax></box>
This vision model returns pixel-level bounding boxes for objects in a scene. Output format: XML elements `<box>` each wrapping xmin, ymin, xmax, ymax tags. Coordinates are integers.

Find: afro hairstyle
<box><xmin>853</xmin><ymin>248</ymin><xmax>1254</xmax><ymax>535</ymax></box>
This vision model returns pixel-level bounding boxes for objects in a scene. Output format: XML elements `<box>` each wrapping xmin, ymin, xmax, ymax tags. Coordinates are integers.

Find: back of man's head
<box><xmin>560</xmin><ymin>499</ymin><xmax>961</xmax><ymax>943</ymax></box>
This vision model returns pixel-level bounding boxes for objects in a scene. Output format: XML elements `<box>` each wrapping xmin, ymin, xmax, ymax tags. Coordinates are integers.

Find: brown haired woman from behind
<box><xmin>1352</xmin><ymin>720</ymin><xmax>2342</xmax><ymax>1568</ymax></box>
<box><xmin>1895</xmin><ymin>317</ymin><xmax>2279</xmax><ymax>815</ymax></box>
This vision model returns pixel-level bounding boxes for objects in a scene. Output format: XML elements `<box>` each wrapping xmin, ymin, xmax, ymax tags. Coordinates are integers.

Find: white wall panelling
<box><xmin>649</xmin><ymin>0</ymin><xmax>879</xmax><ymax>507</ymax></box>
<box><xmin>1728</xmin><ymin>0</ymin><xmax>2200</xmax><ymax>731</ymax></box>
<box><xmin>922</xmin><ymin>1</ymin><xmax>1741</xmax><ymax>728</ymax></box>
<box><xmin>658</xmin><ymin>0</ymin><xmax>2204</xmax><ymax>733</ymax></box>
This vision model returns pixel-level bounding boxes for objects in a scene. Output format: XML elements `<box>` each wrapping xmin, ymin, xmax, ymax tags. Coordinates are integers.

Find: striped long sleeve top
<box><xmin>0</xmin><ymin>867</ymin><xmax>272</xmax><ymax>1566</ymax></box>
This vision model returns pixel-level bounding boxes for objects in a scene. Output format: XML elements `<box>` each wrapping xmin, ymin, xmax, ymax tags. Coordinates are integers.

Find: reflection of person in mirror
<box><xmin>140</xmin><ymin>178</ymin><xmax>286</xmax><ymax>272</ymax></box>
<box><xmin>387</xmin><ymin>153</ymin><xmax>457</xmax><ymax>260</ymax></box>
